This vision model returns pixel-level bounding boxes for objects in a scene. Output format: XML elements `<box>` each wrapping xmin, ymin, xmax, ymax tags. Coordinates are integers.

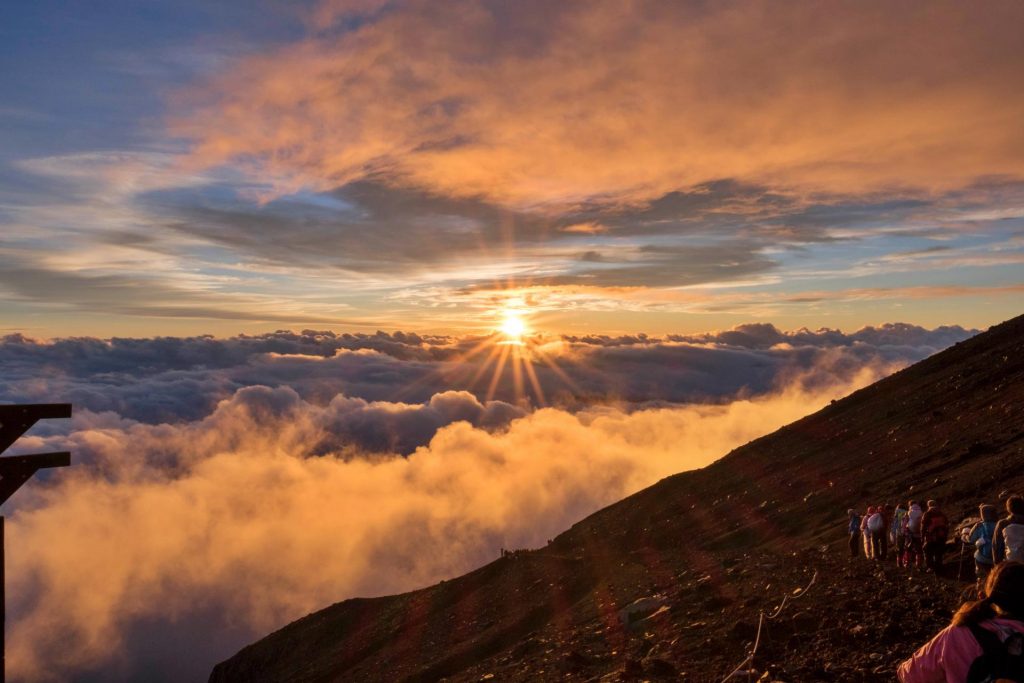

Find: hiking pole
<box><xmin>956</xmin><ymin>540</ymin><xmax>965</xmax><ymax>583</ymax></box>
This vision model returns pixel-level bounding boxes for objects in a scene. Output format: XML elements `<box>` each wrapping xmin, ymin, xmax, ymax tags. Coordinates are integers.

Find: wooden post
<box><xmin>1</xmin><ymin>516</ymin><xmax>5</xmax><ymax>683</ymax></box>
<box><xmin>0</xmin><ymin>404</ymin><xmax>72</xmax><ymax>683</ymax></box>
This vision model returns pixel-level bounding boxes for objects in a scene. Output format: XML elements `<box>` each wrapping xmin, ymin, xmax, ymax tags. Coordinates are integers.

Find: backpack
<box><xmin>909</xmin><ymin>508</ymin><xmax>924</xmax><ymax>535</ymax></box>
<box><xmin>925</xmin><ymin>511</ymin><xmax>949</xmax><ymax>543</ymax></box>
<box><xmin>975</xmin><ymin>522</ymin><xmax>996</xmax><ymax>563</ymax></box>
<box><xmin>966</xmin><ymin>622</ymin><xmax>1024</xmax><ymax>683</ymax></box>
<box><xmin>1004</xmin><ymin>523</ymin><xmax>1024</xmax><ymax>562</ymax></box>
<box><xmin>894</xmin><ymin>509</ymin><xmax>908</xmax><ymax>535</ymax></box>
<box><xmin>868</xmin><ymin>513</ymin><xmax>885</xmax><ymax>533</ymax></box>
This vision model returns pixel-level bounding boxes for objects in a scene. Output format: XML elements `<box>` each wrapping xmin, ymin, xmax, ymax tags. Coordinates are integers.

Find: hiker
<box><xmin>881</xmin><ymin>503</ymin><xmax>894</xmax><ymax>560</ymax></box>
<box><xmin>897</xmin><ymin>560</ymin><xmax>1024</xmax><ymax>682</ymax></box>
<box><xmin>848</xmin><ymin>509</ymin><xmax>862</xmax><ymax>558</ymax></box>
<box><xmin>968</xmin><ymin>505</ymin><xmax>998</xmax><ymax>583</ymax></box>
<box><xmin>892</xmin><ymin>502</ymin><xmax>909</xmax><ymax>567</ymax></box>
<box><xmin>862</xmin><ymin>506</ymin><xmax>877</xmax><ymax>559</ymax></box>
<box><xmin>907</xmin><ymin>501</ymin><xmax>925</xmax><ymax>569</ymax></box>
<box><xmin>922</xmin><ymin>500</ymin><xmax>949</xmax><ymax>575</ymax></box>
<box><xmin>994</xmin><ymin>495</ymin><xmax>1024</xmax><ymax>564</ymax></box>
<box><xmin>869</xmin><ymin>506</ymin><xmax>887</xmax><ymax>560</ymax></box>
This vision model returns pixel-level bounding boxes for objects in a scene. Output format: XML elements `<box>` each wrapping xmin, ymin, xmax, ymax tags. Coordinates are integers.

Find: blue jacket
<box><xmin>970</xmin><ymin>521</ymin><xmax>996</xmax><ymax>564</ymax></box>
<box><xmin>849</xmin><ymin>514</ymin><xmax>861</xmax><ymax>534</ymax></box>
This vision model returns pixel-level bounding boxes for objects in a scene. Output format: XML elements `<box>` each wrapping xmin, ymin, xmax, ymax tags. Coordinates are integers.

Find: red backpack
<box><xmin>925</xmin><ymin>511</ymin><xmax>949</xmax><ymax>543</ymax></box>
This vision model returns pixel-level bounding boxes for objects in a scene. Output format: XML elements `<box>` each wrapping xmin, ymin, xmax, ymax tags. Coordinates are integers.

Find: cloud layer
<box><xmin>10</xmin><ymin>368</ymin><xmax>881</xmax><ymax>682</ymax></box>
<box><xmin>0</xmin><ymin>322</ymin><xmax>975</xmax><ymax>681</ymax></box>
<box><xmin>1</xmin><ymin>323</ymin><xmax>971</xmax><ymax>432</ymax></box>
<box><xmin>181</xmin><ymin>0</ymin><xmax>1024</xmax><ymax>208</ymax></box>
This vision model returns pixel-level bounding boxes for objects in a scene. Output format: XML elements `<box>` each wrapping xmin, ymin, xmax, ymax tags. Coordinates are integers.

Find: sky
<box><xmin>1</xmin><ymin>2</ymin><xmax>1023</xmax><ymax>681</ymax></box>
<box><xmin>1</xmin><ymin>0</ymin><xmax>1022</xmax><ymax>339</ymax></box>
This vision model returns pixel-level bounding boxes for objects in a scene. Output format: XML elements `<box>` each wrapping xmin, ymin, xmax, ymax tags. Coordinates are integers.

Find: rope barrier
<box><xmin>765</xmin><ymin>570</ymin><xmax>817</xmax><ymax>620</ymax></box>
<box><xmin>718</xmin><ymin>611</ymin><xmax>764</xmax><ymax>682</ymax></box>
<box><xmin>719</xmin><ymin>569</ymin><xmax>818</xmax><ymax>682</ymax></box>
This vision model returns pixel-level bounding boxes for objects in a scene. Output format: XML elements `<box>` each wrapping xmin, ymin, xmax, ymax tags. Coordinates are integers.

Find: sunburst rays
<box><xmin>394</xmin><ymin>300</ymin><xmax>578</xmax><ymax>409</ymax></box>
<box><xmin>390</xmin><ymin>208</ymin><xmax>579</xmax><ymax>408</ymax></box>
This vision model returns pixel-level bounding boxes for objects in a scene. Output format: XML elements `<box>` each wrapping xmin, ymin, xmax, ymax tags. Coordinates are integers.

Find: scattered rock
<box><xmin>790</xmin><ymin>611</ymin><xmax>816</xmax><ymax>633</ymax></box>
<box><xmin>703</xmin><ymin>595</ymin><xmax>733</xmax><ymax>610</ymax></box>
<box><xmin>623</xmin><ymin>657</ymin><xmax>644</xmax><ymax>678</ymax></box>
<box><xmin>618</xmin><ymin>596</ymin><xmax>667</xmax><ymax>626</ymax></box>
<box><xmin>730</xmin><ymin>620</ymin><xmax>759</xmax><ymax>641</ymax></box>
<box><xmin>642</xmin><ymin>656</ymin><xmax>677</xmax><ymax>677</ymax></box>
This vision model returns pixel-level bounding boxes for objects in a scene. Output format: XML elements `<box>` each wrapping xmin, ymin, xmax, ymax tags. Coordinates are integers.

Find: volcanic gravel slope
<box><xmin>209</xmin><ymin>313</ymin><xmax>1024</xmax><ymax>683</ymax></box>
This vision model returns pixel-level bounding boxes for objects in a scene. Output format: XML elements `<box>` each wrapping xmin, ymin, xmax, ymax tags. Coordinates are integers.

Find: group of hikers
<box><xmin>847</xmin><ymin>496</ymin><xmax>1024</xmax><ymax>581</ymax></box>
<box><xmin>844</xmin><ymin>495</ymin><xmax>1024</xmax><ymax>681</ymax></box>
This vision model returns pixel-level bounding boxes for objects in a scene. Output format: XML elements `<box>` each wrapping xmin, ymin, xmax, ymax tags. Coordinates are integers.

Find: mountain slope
<box><xmin>210</xmin><ymin>314</ymin><xmax>1024</xmax><ymax>682</ymax></box>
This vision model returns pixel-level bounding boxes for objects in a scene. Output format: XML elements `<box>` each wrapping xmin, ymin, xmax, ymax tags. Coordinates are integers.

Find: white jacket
<box><xmin>1004</xmin><ymin>522</ymin><xmax>1024</xmax><ymax>562</ymax></box>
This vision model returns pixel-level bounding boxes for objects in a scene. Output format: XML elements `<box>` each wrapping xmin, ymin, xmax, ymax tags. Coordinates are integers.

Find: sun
<box><xmin>499</xmin><ymin>309</ymin><xmax>528</xmax><ymax>341</ymax></box>
<box><xmin>406</xmin><ymin>298</ymin><xmax>577</xmax><ymax>408</ymax></box>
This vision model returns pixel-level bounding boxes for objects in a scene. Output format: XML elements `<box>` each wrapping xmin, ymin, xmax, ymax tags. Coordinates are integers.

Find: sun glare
<box><xmin>405</xmin><ymin>297</ymin><xmax>578</xmax><ymax>409</ymax></box>
<box><xmin>499</xmin><ymin>309</ymin><xmax>528</xmax><ymax>341</ymax></box>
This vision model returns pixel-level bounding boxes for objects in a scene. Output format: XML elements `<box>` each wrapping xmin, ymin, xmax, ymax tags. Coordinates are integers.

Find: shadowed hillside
<box><xmin>210</xmin><ymin>314</ymin><xmax>1024</xmax><ymax>682</ymax></box>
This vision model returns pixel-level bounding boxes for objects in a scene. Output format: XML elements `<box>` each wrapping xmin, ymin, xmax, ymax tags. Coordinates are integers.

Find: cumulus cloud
<box><xmin>1</xmin><ymin>324</ymin><xmax>973</xmax><ymax>429</ymax></box>
<box><xmin>0</xmin><ymin>321</ymin><xmax>978</xmax><ymax>680</ymax></box>
<box><xmin>178</xmin><ymin>0</ymin><xmax>1024</xmax><ymax>209</ymax></box>
<box><xmin>7</xmin><ymin>362</ymin><xmax>888</xmax><ymax>681</ymax></box>
<box><xmin>665</xmin><ymin>321</ymin><xmax>976</xmax><ymax>352</ymax></box>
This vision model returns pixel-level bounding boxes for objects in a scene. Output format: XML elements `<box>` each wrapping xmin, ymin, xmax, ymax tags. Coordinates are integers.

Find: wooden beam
<box><xmin>0</xmin><ymin>453</ymin><xmax>71</xmax><ymax>506</ymax></box>
<box><xmin>0</xmin><ymin>404</ymin><xmax>71</xmax><ymax>420</ymax></box>
<box><xmin>0</xmin><ymin>404</ymin><xmax>72</xmax><ymax>453</ymax></box>
<box><xmin>0</xmin><ymin>452</ymin><xmax>71</xmax><ymax>471</ymax></box>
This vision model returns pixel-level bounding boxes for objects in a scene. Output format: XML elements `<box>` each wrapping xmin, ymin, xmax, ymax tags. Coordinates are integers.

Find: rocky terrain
<box><xmin>210</xmin><ymin>313</ymin><xmax>1024</xmax><ymax>682</ymax></box>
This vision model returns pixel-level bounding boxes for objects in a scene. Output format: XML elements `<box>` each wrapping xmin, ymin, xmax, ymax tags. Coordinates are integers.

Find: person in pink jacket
<box><xmin>897</xmin><ymin>561</ymin><xmax>1024</xmax><ymax>682</ymax></box>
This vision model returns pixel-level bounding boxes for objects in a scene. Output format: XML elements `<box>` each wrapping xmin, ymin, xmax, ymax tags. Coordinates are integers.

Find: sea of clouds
<box><xmin>0</xmin><ymin>322</ymin><xmax>973</xmax><ymax>681</ymax></box>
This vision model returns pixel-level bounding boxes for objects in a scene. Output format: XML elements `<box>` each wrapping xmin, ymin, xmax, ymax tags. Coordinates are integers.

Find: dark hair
<box><xmin>1007</xmin><ymin>495</ymin><xmax>1024</xmax><ymax>516</ymax></box>
<box><xmin>952</xmin><ymin>561</ymin><xmax>1024</xmax><ymax>627</ymax></box>
<box><xmin>980</xmin><ymin>504</ymin><xmax>997</xmax><ymax>523</ymax></box>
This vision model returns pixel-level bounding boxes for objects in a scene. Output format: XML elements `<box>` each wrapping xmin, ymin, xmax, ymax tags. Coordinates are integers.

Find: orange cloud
<box><xmin>177</xmin><ymin>1</ymin><xmax>1024</xmax><ymax>209</ymax></box>
<box><xmin>8</xmin><ymin>363</ymin><xmax>891</xmax><ymax>679</ymax></box>
<box><xmin>432</xmin><ymin>282</ymin><xmax>1024</xmax><ymax>318</ymax></box>
<box><xmin>560</xmin><ymin>222</ymin><xmax>609</xmax><ymax>235</ymax></box>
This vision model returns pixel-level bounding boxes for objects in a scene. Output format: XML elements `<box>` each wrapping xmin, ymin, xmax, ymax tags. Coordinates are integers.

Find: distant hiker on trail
<box><xmin>968</xmin><ymin>504</ymin><xmax>998</xmax><ymax>582</ymax></box>
<box><xmin>994</xmin><ymin>495</ymin><xmax>1024</xmax><ymax>564</ymax></box>
<box><xmin>897</xmin><ymin>561</ymin><xmax>1024</xmax><ymax>683</ymax></box>
<box><xmin>892</xmin><ymin>502</ymin><xmax>909</xmax><ymax>568</ymax></box>
<box><xmin>862</xmin><ymin>505</ymin><xmax>877</xmax><ymax>559</ymax></box>
<box><xmin>848</xmin><ymin>509</ymin><xmax>862</xmax><ymax>558</ymax></box>
<box><xmin>907</xmin><ymin>501</ymin><xmax>925</xmax><ymax>569</ymax></box>
<box><xmin>922</xmin><ymin>500</ymin><xmax>949</xmax><ymax>575</ymax></box>
<box><xmin>869</xmin><ymin>506</ymin><xmax>887</xmax><ymax>560</ymax></box>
